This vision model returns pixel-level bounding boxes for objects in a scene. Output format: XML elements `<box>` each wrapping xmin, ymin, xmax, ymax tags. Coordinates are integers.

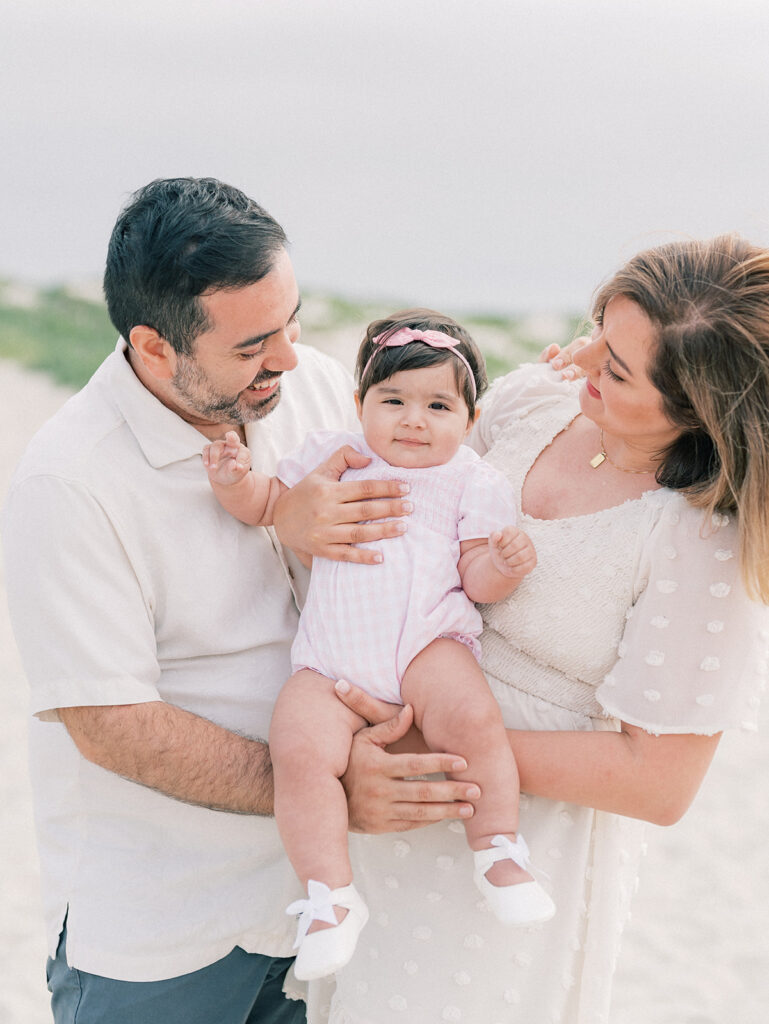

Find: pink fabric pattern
<box><xmin>277</xmin><ymin>430</ymin><xmax>517</xmax><ymax>702</ymax></box>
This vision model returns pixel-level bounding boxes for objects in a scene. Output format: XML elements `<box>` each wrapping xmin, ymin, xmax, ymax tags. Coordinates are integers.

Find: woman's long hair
<box><xmin>593</xmin><ymin>234</ymin><xmax>769</xmax><ymax>602</ymax></box>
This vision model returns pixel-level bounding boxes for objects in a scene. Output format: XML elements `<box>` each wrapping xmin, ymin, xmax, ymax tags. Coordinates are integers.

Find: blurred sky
<box><xmin>2</xmin><ymin>0</ymin><xmax>769</xmax><ymax>314</ymax></box>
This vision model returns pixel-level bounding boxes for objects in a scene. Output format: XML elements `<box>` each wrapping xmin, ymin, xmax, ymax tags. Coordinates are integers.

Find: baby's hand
<box><xmin>202</xmin><ymin>430</ymin><xmax>252</xmax><ymax>487</ymax></box>
<box><xmin>488</xmin><ymin>526</ymin><xmax>537</xmax><ymax>580</ymax></box>
<box><xmin>539</xmin><ymin>336</ymin><xmax>590</xmax><ymax>381</ymax></box>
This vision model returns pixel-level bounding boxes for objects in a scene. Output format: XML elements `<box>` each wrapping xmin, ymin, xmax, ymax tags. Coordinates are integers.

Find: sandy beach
<box><xmin>1</xmin><ymin>353</ymin><xmax>767</xmax><ymax>1024</ymax></box>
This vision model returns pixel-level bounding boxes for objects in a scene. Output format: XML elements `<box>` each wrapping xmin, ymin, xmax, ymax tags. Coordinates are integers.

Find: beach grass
<box><xmin>0</xmin><ymin>282</ymin><xmax>580</xmax><ymax>390</ymax></box>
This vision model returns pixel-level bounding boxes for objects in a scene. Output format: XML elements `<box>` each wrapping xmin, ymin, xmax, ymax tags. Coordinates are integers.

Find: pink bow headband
<box><xmin>360</xmin><ymin>327</ymin><xmax>477</xmax><ymax>401</ymax></box>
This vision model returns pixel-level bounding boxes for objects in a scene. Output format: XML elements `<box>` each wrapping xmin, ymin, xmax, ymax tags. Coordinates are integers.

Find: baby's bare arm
<box><xmin>202</xmin><ymin>431</ymin><xmax>286</xmax><ymax>526</ymax></box>
<box><xmin>458</xmin><ymin>527</ymin><xmax>537</xmax><ymax>603</ymax></box>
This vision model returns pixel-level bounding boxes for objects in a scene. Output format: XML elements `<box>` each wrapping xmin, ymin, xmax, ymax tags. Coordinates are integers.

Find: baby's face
<box><xmin>355</xmin><ymin>362</ymin><xmax>475</xmax><ymax>469</ymax></box>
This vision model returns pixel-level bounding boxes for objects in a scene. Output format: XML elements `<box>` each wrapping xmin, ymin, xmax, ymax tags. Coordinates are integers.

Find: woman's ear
<box><xmin>128</xmin><ymin>325</ymin><xmax>177</xmax><ymax>381</ymax></box>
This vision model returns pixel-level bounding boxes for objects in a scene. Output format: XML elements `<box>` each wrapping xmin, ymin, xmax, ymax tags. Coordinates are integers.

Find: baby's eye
<box><xmin>383</xmin><ymin>398</ymin><xmax>403</xmax><ymax>405</ymax></box>
<box><xmin>429</xmin><ymin>402</ymin><xmax>450</xmax><ymax>411</ymax></box>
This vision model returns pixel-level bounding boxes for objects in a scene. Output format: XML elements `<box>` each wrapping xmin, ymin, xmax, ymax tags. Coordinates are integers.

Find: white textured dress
<box><xmin>277</xmin><ymin>430</ymin><xmax>517</xmax><ymax>703</ymax></box>
<box><xmin>306</xmin><ymin>364</ymin><xmax>768</xmax><ymax>1024</ymax></box>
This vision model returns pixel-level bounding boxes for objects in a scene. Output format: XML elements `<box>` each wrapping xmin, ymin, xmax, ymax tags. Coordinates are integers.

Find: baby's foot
<box><xmin>287</xmin><ymin>881</ymin><xmax>369</xmax><ymax>981</ymax></box>
<box><xmin>472</xmin><ymin>834</ymin><xmax>555</xmax><ymax>925</ymax></box>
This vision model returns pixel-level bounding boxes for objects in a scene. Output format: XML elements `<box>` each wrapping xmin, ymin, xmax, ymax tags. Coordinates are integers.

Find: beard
<box><xmin>171</xmin><ymin>355</ymin><xmax>282</xmax><ymax>425</ymax></box>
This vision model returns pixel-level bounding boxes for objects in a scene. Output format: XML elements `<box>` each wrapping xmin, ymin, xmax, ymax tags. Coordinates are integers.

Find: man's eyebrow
<box><xmin>605</xmin><ymin>339</ymin><xmax>632</xmax><ymax>376</ymax></box>
<box><xmin>232</xmin><ymin>297</ymin><xmax>302</xmax><ymax>350</ymax></box>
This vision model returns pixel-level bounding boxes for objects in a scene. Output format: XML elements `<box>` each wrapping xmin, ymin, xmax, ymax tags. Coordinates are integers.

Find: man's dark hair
<box><xmin>103</xmin><ymin>177</ymin><xmax>287</xmax><ymax>354</ymax></box>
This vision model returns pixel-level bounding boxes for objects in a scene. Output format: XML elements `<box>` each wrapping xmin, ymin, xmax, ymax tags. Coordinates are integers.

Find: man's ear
<box><xmin>129</xmin><ymin>325</ymin><xmax>177</xmax><ymax>381</ymax></box>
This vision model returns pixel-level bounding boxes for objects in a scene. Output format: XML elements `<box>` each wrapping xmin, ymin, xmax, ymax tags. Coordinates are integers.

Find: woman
<box><xmin>277</xmin><ymin>234</ymin><xmax>769</xmax><ymax>1024</ymax></box>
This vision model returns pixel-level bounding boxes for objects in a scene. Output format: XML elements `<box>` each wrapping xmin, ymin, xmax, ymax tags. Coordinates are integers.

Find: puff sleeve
<box><xmin>457</xmin><ymin>454</ymin><xmax>519</xmax><ymax>540</ymax></box>
<box><xmin>596</xmin><ymin>495</ymin><xmax>769</xmax><ymax>735</ymax></box>
<box><xmin>276</xmin><ymin>430</ymin><xmax>363</xmax><ymax>487</ymax></box>
<box><xmin>469</xmin><ymin>362</ymin><xmax>576</xmax><ymax>456</ymax></box>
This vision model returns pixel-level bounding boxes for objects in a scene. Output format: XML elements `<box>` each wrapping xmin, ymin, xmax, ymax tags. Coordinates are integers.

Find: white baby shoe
<box><xmin>473</xmin><ymin>834</ymin><xmax>556</xmax><ymax>925</ymax></box>
<box><xmin>287</xmin><ymin>880</ymin><xmax>369</xmax><ymax>981</ymax></box>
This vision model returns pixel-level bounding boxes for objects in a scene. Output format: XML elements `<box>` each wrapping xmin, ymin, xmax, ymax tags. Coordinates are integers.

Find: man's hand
<box><xmin>273</xmin><ymin>445</ymin><xmax>413</xmax><ymax>565</ymax></box>
<box><xmin>337</xmin><ymin>683</ymin><xmax>480</xmax><ymax>833</ymax></box>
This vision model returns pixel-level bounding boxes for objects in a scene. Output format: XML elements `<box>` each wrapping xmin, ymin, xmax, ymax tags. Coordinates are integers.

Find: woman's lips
<box><xmin>586</xmin><ymin>378</ymin><xmax>601</xmax><ymax>399</ymax></box>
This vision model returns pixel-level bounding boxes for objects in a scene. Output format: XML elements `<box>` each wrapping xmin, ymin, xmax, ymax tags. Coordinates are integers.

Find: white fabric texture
<box><xmin>277</xmin><ymin>431</ymin><xmax>518</xmax><ymax>702</ymax></box>
<box><xmin>308</xmin><ymin>362</ymin><xmax>768</xmax><ymax>1024</ymax></box>
<box><xmin>2</xmin><ymin>340</ymin><xmax>357</xmax><ymax>982</ymax></box>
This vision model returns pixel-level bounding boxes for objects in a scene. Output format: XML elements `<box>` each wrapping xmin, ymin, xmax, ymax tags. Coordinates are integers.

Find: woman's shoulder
<box><xmin>470</xmin><ymin>362</ymin><xmax>578</xmax><ymax>454</ymax></box>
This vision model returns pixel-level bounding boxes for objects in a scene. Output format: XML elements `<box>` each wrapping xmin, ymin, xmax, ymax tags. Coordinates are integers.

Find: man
<box><xmin>2</xmin><ymin>178</ymin><xmax>474</xmax><ymax>1023</ymax></box>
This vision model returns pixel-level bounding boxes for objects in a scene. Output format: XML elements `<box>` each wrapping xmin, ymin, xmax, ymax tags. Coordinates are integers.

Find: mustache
<box><xmin>249</xmin><ymin>370</ymin><xmax>282</xmax><ymax>387</ymax></box>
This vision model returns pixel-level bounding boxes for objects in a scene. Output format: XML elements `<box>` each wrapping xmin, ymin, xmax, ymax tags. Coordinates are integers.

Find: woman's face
<box><xmin>573</xmin><ymin>295</ymin><xmax>681</xmax><ymax>453</ymax></box>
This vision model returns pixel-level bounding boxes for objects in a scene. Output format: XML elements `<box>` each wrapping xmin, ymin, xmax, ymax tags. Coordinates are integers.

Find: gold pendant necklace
<box><xmin>590</xmin><ymin>430</ymin><xmax>656</xmax><ymax>475</ymax></box>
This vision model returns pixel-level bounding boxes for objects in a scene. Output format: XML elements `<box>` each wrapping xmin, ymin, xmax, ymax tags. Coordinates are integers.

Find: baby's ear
<box><xmin>354</xmin><ymin>391</ymin><xmax>363</xmax><ymax>421</ymax></box>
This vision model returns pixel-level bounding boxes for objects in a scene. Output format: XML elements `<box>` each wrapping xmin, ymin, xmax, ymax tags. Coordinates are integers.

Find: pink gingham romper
<box><xmin>277</xmin><ymin>430</ymin><xmax>518</xmax><ymax>703</ymax></box>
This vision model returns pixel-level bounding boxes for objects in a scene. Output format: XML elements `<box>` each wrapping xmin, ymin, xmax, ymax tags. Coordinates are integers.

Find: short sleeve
<box><xmin>469</xmin><ymin>362</ymin><xmax>576</xmax><ymax>456</ymax></box>
<box><xmin>2</xmin><ymin>475</ymin><xmax>162</xmax><ymax>721</ymax></box>
<box><xmin>276</xmin><ymin>430</ymin><xmax>362</xmax><ymax>487</ymax></box>
<box><xmin>457</xmin><ymin>457</ymin><xmax>518</xmax><ymax>541</ymax></box>
<box><xmin>596</xmin><ymin>497</ymin><xmax>769</xmax><ymax>735</ymax></box>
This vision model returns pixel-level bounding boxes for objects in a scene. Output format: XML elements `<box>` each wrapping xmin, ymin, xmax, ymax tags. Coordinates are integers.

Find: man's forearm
<box><xmin>58</xmin><ymin>700</ymin><xmax>274</xmax><ymax>815</ymax></box>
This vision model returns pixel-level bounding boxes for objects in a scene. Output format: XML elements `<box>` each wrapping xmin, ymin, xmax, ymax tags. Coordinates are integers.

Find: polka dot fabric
<box><xmin>304</xmin><ymin>365</ymin><xmax>767</xmax><ymax>1024</ymax></box>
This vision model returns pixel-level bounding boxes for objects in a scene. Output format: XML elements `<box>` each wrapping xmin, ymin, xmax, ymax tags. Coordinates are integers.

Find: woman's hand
<box><xmin>272</xmin><ymin>445</ymin><xmax>413</xmax><ymax>565</ymax></box>
<box><xmin>539</xmin><ymin>336</ymin><xmax>590</xmax><ymax>380</ymax></box>
<box><xmin>337</xmin><ymin>681</ymin><xmax>480</xmax><ymax>833</ymax></box>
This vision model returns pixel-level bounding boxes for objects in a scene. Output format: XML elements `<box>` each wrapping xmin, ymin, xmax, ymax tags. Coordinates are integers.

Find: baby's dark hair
<box><xmin>355</xmin><ymin>308</ymin><xmax>488</xmax><ymax>418</ymax></box>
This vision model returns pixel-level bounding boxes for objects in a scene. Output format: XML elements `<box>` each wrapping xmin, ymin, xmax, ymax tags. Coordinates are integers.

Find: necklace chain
<box><xmin>589</xmin><ymin>430</ymin><xmax>657</xmax><ymax>475</ymax></box>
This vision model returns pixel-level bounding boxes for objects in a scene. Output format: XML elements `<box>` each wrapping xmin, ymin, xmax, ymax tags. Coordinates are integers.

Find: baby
<box><xmin>203</xmin><ymin>309</ymin><xmax>555</xmax><ymax>981</ymax></box>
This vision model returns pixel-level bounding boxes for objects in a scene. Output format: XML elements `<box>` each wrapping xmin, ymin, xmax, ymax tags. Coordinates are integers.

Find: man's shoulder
<box><xmin>10</xmin><ymin>353</ymin><xmax>126</xmax><ymax>491</ymax></box>
<box><xmin>277</xmin><ymin>343</ymin><xmax>356</xmax><ymax>433</ymax></box>
<box><xmin>289</xmin><ymin>343</ymin><xmax>353</xmax><ymax>389</ymax></box>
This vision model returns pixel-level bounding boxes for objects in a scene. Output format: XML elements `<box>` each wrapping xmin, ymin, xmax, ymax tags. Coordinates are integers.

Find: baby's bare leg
<box><xmin>401</xmin><ymin>638</ymin><xmax>530</xmax><ymax>887</ymax></box>
<box><xmin>270</xmin><ymin>669</ymin><xmax>367</xmax><ymax>908</ymax></box>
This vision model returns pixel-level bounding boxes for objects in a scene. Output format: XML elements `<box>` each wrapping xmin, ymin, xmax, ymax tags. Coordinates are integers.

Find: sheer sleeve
<box><xmin>596</xmin><ymin>495</ymin><xmax>769</xmax><ymax>735</ymax></box>
<box><xmin>275</xmin><ymin>430</ymin><xmax>362</xmax><ymax>487</ymax></box>
<box><xmin>469</xmin><ymin>362</ymin><xmax>576</xmax><ymax>456</ymax></box>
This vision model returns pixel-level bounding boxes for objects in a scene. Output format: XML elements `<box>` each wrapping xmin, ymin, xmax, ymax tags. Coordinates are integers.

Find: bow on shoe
<box><xmin>490</xmin><ymin>833</ymin><xmax>531</xmax><ymax>870</ymax></box>
<box><xmin>286</xmin><ymin>880</ymin><xmax>339</xmax><ymax>948</ymax></box>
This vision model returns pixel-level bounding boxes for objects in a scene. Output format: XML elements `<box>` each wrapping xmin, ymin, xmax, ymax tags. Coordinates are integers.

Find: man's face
<box><xmin>169</xmin><ymin>248</ymin><xmax>301</xmax><ymax>430</ymax></box>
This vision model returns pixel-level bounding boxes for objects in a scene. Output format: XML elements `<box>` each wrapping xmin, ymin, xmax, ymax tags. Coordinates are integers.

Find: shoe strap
<box><xmin>474</xmin><ymin>833</ymin><xmax>532</xmax><ymax>875</ymax></box>
<box><xmin>286</xmin><ymin>881</ymin><xmax>356</xmax><ymax>948</ymax></box>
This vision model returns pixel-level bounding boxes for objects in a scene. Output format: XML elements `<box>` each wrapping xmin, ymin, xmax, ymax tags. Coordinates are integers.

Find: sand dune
<box><xmin>1</xmin><ymin>356</ymin><xmax>767</xmax><ymax>1023</ymax></box>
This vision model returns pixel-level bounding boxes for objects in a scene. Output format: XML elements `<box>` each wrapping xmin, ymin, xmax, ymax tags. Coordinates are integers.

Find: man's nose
<box><xmin>263</xmin><ymin>327</ymin><xmax>299</xmax><ymax>373</ymax></box>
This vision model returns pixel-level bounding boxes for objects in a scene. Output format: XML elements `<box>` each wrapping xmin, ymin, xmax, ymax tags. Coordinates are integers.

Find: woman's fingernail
<box><xmin>335</xmin><ymin>679</ymin><xmax>350</xmax><ymax>694</ymax></box>
<box><xmin>451</xmin><ymin>759</ymin><xmax>467</xmax><ymax>771</ymax></box>
<box><xmin>465</xmin><ymin>785</ymin><xmax>481</xmax><ymax>799</ymax></box>
<box><xmin>402</xmin><ymin>501</ymin><xmax>414</xmax><ymax>513</ymax></box>
<box><xmin>373</xmin><ymin>552</ymin><xmax>383</xmax><ymax>563</ymax></box>
<box><xmin>399</xmin><ymin>483</ymin><xmax>410</xmax><ymax>494</ymax></box>
<box><xmin>395</xmin><ymin>522</ymin><xmax>407</xmax><ymax>534</ymax></box>
<box><xmin>459</xmin><ymin>805</ymin><xmax>474</xmax><ymax>818</ymax></box>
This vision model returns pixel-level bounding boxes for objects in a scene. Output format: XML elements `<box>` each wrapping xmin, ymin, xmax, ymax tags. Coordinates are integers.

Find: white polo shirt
<box><xmin>2</xmin><ymin>340</ymin><xmax>356</xmax><ymax>982</ymax></box>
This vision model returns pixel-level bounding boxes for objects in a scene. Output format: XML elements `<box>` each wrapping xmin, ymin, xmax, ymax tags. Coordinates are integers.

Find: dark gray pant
<box><xmin>47</xmin><ymin>923</ymin><xmax>307</xmax><ymax>1024</ymax></box>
